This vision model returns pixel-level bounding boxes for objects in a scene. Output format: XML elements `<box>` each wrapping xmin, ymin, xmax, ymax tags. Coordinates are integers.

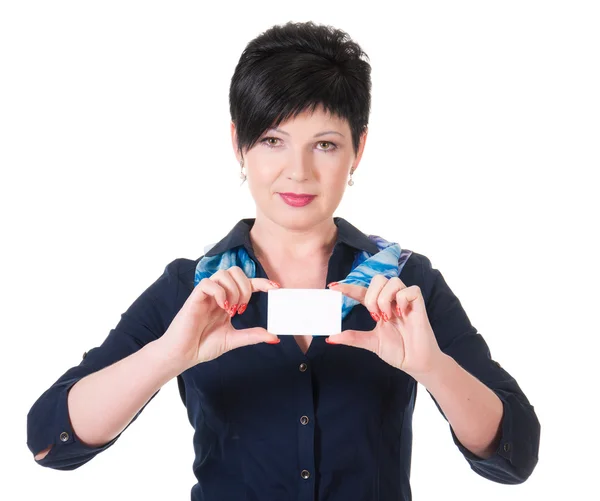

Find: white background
<box><xmin>2</xmin><ymin>1</ymin><xmax>598</xmax><ymax>499</ymax></box>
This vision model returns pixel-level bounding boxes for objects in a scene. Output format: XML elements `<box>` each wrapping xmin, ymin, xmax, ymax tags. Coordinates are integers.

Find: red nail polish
<box><xmin>370</xmin><ymin>311</ymin><xmax>380</xmax><ymax>322</ymax></box>
<box><xmin>327</xmin><ymin>282</ymin><xmax>339</xmax><ymax>288</ymax></box>
<box><xmin>238</xmin><ymin>303</ymin><xmax>247</xmax><ymax>314</ymax></box>
<box><xmin>224</xmin><ymin>300</ymin><xmax>229</xmax><ymax>311</ymax></box>
<box><xmin>266</xmin><ymin>338</ymin><xmax>280</xmax><ymax>344</ymax></box>
<box><xmin>268</xmin><ymin>280</ymin><xmax>281</xmax><ymax>288</ymax></box>
<box><xmin>382</xmin><ymin>311</ymin><xmax>389</xmax><ymax>322</ymax></box>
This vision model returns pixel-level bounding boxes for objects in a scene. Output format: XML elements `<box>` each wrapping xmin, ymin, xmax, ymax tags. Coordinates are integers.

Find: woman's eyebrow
<box><xmin>267</xmin><ymin>127</ymin><xmax>345</xmax><ymax>138</ymax></box>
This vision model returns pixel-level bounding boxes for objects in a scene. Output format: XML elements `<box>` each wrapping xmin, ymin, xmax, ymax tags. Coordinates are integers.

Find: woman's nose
<box><xmin>286</xmin><ymin>152</ymin><xmax>313</xmax><ymax>181</ymax></box>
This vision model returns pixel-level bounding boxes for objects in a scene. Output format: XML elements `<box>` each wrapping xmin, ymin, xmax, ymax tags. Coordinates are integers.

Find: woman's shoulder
<box><xmin>394</xmin><ymin>247</ymin><xmax>442</xmax><ymax>304</ymax></box>
<box><xmin>401</xmin><ymin>248</ymin><xmax>435</xmax><ymax>270</ymax></box>
<box><xmin>397</xmin><ymin>247</ymin><xmax>429</xmax><ymax>278</ymax></box>
<box><xmin>162</xmin><ymin>256</ymin><xmax>204</xmax><ymax>294</ymax></box>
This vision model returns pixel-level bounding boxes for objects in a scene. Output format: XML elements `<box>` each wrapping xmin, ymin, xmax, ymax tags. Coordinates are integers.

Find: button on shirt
<box><xmin>26</xmin><ymin>217</ymin><xmax>540</xmax><ymax>500</ymax></box>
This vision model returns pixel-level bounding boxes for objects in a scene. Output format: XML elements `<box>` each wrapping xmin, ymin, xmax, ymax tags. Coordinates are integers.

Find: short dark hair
<box><xmin>229</xmin><ymin>21</ymin><xmax>372</xmax><ymax>157</ymax></box>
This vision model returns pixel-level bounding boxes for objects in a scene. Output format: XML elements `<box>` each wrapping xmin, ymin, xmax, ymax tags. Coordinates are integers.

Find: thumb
<box><xmin>227</xmin><ymin>326</ymin><xmax>280</xmax><ymax>351</ymax></box>
<box><xmin>327</xmin><ymin>329</ymin><xmax>378</xmax><ymax>354</ymax></box>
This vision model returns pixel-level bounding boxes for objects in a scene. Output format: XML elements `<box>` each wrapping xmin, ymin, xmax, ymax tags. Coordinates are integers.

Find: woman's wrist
<box><xmin>146</xmin><ymin>338</ymin><xmax>193</xmax><ymax>380</ymax></box>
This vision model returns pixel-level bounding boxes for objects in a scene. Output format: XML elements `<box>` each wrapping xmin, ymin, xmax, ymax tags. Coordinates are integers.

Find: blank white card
<box><xmin>267</xmin><ymin>289</ymin><xmax>342</xmax><ymax>336</ymax></box>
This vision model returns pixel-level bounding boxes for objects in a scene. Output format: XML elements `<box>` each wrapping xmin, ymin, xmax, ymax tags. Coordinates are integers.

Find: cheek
<box><xmin>320</xmin><ymin>155</ymin><xmax>352</xmax><ymax>176</ymax></box>
<box><xmin>247</xmin><ymin>168</ymin><xmax>278</xmax><ymax>197</ymax></box>
<box><xmin>321</xmin><ymin>164</ymin><xmax>350</xmax><ymax>185</ymax></box>
<box><xmin>247</xmin><ymin>154</ymin><xmax>280</xmax><ymax>177</ymax></box>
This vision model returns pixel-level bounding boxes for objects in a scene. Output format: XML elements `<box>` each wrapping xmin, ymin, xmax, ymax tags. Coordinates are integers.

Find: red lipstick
<box><xmin>278</xmin><ymin>193</ymin><xmax>316</xmax><ymax>207</ymax></box>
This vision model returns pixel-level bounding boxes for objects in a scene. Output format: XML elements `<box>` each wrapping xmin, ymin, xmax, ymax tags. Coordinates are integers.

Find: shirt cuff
<box><xmin>449</xmin><ymin>388</ymin><xmax>539</xmax><ymax>484</ymax></box>
<box><xmin>27</xmin><ymin>378</ymin><xmax>120</xmax><ymax>470</ymax></box>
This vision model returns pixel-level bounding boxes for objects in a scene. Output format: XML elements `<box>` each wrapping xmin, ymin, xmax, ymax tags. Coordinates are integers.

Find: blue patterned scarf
<box><xmin>194</xmin><ymin>233</ymin><xmax>413</xmax><ymax>320</ymax></box>
<box><xmin>194</xmin><ymin>231</ymin><xmax>412</xmax><ymax>319</ymax></box>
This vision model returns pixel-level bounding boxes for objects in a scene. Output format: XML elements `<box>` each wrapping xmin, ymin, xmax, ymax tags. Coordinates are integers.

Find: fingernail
<box><xmin>370</xmin><ymin>311</ymin><xmax>380</xmax><ymax>322</ymax></box>
<box><xmin>229</xmin><ymin>304</ymin><xmax>238</xmax><ymax>316</ymax></box>
<box><xmin>381</xmin><ymin>311</ymin><xmax>389</xmax><ymax>322</ymax></box>
<box><xmin>268</xmin><ymin>280</ymin><xmax>281</xmax><ymax>288</ymax></box>
<box><xmin>224</xmin><ymin>300</ymin><xmax>229</xmax><ymax>311</ymax></box>
<box><xmin>327</xmin><ymin>282</ymin><xmax>339</xmax><ymax>288</ymax></box>
<box><xmin>238</xmin><ymin>303</ymin><xmax>247</xmax><ymax>315</ymax></box>
<box><xmin>396</xmin><ymin>306</ymin><xmax>402</xmax><ymax>317</ymax></box>
<box><xmin>326</xmin><ymin>337</ymin><xmax>337</xmax><ymax>344</ymax></box>
<box><xmin>266</xmin><ymin>338</ymin><xmax>280</xmax><ymax>344</ymax></box>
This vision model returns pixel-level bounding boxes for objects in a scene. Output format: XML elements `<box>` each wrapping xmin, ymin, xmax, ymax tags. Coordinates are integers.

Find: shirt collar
<box><xmin>203</xmin><ymin>217</ymin><xmax>380</xmax><ymax>257</ymax></box>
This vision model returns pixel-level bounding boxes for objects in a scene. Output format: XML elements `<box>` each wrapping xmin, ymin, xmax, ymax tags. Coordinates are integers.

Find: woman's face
<box><xmin>231</xmin><ymin>106</ymin><xmax>367</xmax><ymax>230</ymax></box>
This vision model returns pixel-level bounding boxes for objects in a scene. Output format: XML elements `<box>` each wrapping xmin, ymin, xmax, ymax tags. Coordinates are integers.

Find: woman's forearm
<box><xmin>66</xmin><ymin>339</ymin><xmax>186</xmax><ymax>448</ymax></box>
<box><xmin>418</xmin><ymin>352</ymin><xmax>504</xmax><ymax>459</ymax></box>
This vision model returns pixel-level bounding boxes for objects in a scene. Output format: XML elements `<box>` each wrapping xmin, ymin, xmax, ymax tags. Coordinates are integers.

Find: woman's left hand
<box><xmin>326</xmin><ymin>275</ymin><xmax>444</xmax><ymax>379</ymax></box>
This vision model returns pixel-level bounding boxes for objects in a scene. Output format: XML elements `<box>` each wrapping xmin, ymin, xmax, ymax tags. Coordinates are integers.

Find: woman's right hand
<box><xmin>158</xmin><ymin>266</ymin><xmax>281</xmax><ymax>372</ymax></box>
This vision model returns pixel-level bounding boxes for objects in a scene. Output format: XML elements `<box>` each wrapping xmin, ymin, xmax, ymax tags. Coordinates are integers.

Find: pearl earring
<box><xmin>348</xmin><ymin>168</ymin><xmax>355</xmax><ymax>186</ymax></box>
<box><xmin>239</xmin><ymin>158</ymin><xmax>246</xmax><ymax>185</ymax></box>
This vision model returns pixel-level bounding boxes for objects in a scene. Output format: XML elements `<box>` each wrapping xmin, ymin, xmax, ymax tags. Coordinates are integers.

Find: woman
<box><xmin>27</xmin><ymin>21</ymin><xmax>540</xmax><ymax>500</ymax></box>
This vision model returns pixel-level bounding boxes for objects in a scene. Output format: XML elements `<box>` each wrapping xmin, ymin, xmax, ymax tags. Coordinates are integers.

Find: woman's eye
<box><xmin>262</xmin><ymin>137</ymin><xmax>280</xmax><ymax>147</ymax></box>
<box><xmin>317</xmin><ymin>141</ymin><xmax>336</xmax><ymax>152</ymax></box>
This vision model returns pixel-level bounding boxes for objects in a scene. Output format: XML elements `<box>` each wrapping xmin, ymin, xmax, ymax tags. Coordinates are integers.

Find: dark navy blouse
<box><xmin>26</xmin><ymin>217</ymin><xmax>540</xmax><ymax>500</ymax></box>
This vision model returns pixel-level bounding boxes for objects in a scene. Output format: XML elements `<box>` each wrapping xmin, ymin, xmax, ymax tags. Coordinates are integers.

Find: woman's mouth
<box><xmin>278</xmin><ymin>193</ymin><xmax>316</xmax><ymax>207</ymax></box>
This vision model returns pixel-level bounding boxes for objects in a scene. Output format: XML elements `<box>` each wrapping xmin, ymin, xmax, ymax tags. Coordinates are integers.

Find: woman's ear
<box><xmin>352</xmin><ymin>127</ymin><xmax>369</xmax><ymax>173</ymax></box>
<box><xmin>230</xmin><ymin>121</ymin><xmax>241</xmax><ymax>163</ymax></box>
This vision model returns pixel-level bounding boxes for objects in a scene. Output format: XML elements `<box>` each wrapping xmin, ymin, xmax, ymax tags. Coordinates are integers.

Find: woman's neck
<box><xmin>249</xmin><ymin>214</ymin><xmax>338</xmax><ymax>263</ymax></box>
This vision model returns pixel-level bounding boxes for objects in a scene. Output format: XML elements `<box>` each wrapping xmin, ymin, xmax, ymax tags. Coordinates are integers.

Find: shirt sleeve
<box><xmin>26</xmin><ymin>258</ymin><xmax>184</xmax><ymax>470</ymax></box>
<box><xmin>420</xmin><ymin>254</ymin><xmax>540</xmax><ymax>484</ymax></box>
